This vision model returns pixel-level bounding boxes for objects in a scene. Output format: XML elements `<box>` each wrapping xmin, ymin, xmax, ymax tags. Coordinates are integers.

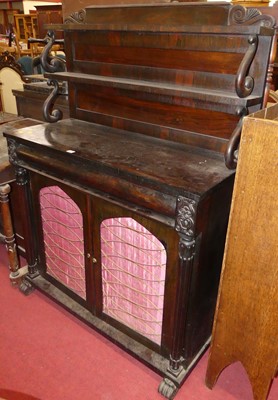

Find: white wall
<box><xmin>23</xmin><ymin>1</ymin><xmax>62</xmax><ymax>14</ymax></box>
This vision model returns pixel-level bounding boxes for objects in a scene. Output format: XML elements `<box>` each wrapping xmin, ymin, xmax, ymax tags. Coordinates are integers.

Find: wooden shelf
<box><xmin>45</xmin><ymin>71</ymin><xmax>263</xmax><ymax>108</ymax></box>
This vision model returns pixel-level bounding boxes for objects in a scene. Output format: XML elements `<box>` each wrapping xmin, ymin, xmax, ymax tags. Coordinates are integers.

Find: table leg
<box><xmin>0</xmin><ymin>183</ymin><xmax>33</xmax><ymax>294</ymax></box>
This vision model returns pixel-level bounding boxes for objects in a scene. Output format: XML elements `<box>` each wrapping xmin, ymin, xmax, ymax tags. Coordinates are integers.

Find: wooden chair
<box><xmin>0</xmin><ymin>45</ymin><xmax>16</xmax><ymax>55</ymax></box>
<box><xmin>12</xmin><ymin>27</ymin><xmax>33</xmax><ymax>58</ymax></box>
<box><xmin>0</xmin><ymin>59</ymin><xmax>25</xmax><ymax>114</ymax></box>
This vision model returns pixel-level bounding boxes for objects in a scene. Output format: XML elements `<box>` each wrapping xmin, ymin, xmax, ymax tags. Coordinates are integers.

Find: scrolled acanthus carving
<box><xmin>228</xmin><ymin>5</ymin><xmax>275</xmax><ymax>28</ymax></box>
<box><xmin>64</xmin><ymin>9</ymin><xmax>86</xmax><ymax>24</ymax></box>
<box><xmin>175</xmin><ymin>196</ymin><xmax>197</xmax><ymax>239</ymax></box>
<box><xmin>7</xmin><ymin>138</ymin><xmax>21</xmax><ymax>167</ymax></box>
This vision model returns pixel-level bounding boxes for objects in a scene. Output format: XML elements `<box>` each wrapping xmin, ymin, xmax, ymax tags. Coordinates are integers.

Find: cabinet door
<box><xmin>91</xmin><ymin>195</ymin><xmax>180</xmax><ymax>354</ymax></box>
<box><xmin>29</xmin><ymin>172</ymin><xmax>180</xmax><ymax>356</ymax></box>
<box><xmin>30</xmin><ymin>173</ymin><xmax>94</xmax><ymax>308</ymax></box>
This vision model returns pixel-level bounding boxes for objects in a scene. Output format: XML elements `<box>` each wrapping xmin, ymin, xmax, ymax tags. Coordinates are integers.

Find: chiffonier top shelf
<box><xmin>4</xmin><ymin>119</ymin><xmax>233</xmax><ymax>201</ymax></box>
<box><xmin>44</xmin><ymin>72</ymin><xmax>263</xmax><ymax>108</ymax></box>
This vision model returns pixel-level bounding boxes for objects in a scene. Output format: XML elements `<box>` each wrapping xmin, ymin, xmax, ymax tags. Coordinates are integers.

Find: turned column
<box><xmin>158</xmin><ymin>195</ymin><xmax>199</xmax><ymax>399</ymax></box>
<box><xmin>0</xmin><ymin>183</ymin><xmax>20</xmax><ymax>284</ymax></box>
<box><xmin>6</xmin><ymin>138</ymin><xmax>39</xmax><ymax>294</ymax></box>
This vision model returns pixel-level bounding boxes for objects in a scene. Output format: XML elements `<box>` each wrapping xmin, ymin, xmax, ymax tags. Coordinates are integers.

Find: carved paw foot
<box><xmin>158</xmin><ymin>378</ymin><xmax>178</xmax><ymax>400</ymax></box>
<box><xmin>19</xmin><ymin>277</ymin><xmax>34</xmax><ymax>296</ymax></box>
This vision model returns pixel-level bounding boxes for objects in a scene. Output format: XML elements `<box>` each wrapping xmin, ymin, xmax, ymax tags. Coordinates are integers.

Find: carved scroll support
<box><xmin>158</xmin><ymin>196</ymin><xmax>199</xmax><ymax>398</ymax></box>
<box><xmin>235</xmin><ymin>35</ymin><xmax>257</xmax><ymax>98</ymax></box>
<box><xmin>228</xmin><ymin>5</ymin><xmax>276</xmax><ymax>104</ymax></box>
<box><xmin>31</xmin><ymin>30</ymin><xmax>66</xmax><ymax>74</ymax></box>
<box><xmin>43</xmin><ymin>79</ymin><xmax>63</xmax><ymax>123</ymax></box>
<box><xmin>225</xmin><ymin>106</ymin><xmax>248</xmax><ymax>169</ymax></box>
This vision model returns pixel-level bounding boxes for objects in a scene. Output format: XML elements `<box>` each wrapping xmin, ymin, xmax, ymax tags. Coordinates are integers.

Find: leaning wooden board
<box><xmin>206</xmin><ymin>103</ymin><xmax>278</xmax><ymax>400</ymax></box>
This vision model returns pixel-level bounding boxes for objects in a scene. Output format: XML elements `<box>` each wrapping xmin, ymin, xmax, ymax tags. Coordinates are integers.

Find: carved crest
<box><xmin>64</xmin><ymin>9</ymin><xmax>86</xmax><ymax>24</ymax></box>
<box><xmin>229</xmin><ymin>5</ymin><xmax>276</xmax><ymax>28</ymax></box>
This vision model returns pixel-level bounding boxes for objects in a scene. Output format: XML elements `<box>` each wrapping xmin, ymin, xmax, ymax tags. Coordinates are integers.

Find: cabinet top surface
<box><xmin>5</xmin><ymin>119</ymin><xmax>233</xmax><ymax>197</ymax></box>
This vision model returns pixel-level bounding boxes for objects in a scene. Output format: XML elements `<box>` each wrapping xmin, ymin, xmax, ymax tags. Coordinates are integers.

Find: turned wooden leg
<box><xmin>0</xmin><ymin>183</ymin><xmax>20</xmax><ymax>281</ymax></box>
<box><xmin>0</xmin><ymin>183</ymin><xmax>33</xmax><ymax>295</ymax></box>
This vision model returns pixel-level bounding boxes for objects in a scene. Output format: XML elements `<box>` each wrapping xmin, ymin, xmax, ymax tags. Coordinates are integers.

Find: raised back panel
<box><xmin>49</xmin><ymin>3</ymin><xmax>275</xmax><ymax>157</ymax></box>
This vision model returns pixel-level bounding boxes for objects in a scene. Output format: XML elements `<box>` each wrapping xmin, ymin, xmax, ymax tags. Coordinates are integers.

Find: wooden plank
<box><xmin>206</xmin><ymin>108</ymin><xmax>278</xmax><ymax>400</ymax></box>
<box><xmin>44</xmin><ymin>72</ymin><xmax>261</xmax><ymax>106</ymax></box>
<box><xmin>74</xmin><ymin>83</ymin><xmax>240</xmax><ymax>139</ymax></box>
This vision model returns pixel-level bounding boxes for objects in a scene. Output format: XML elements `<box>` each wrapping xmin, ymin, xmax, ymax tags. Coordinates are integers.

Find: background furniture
<box><xmin>206</xmin><ymin>103</ymin><xmax>278</xmax><ymax>400</ymax></box>
<box><xmin>0</xmin><ymin>117</ymin><xmax>34</xmax><ymax>281</ymax></box>
<box><xmin>35</xmin><ymin>5</ymin><xmax>63</xmax><ymax>39</ymax></box>
<box><xmin>14</xmin><ymin>13</ymin><xmax>37</xmax><ymax>42</ymax></box>
<box><xmin>0</xmin><ymin>54</ymin><xmax>25</xmax><ymax>113</ymax></box>
<box><xmin>0</xmin><ymin>117</ymin><xmax>42</xmax><ymax>264</ymax></box>
<box><xmin>4</xmin><ymin>3</ymin><xmax>275</xmax><ymax>399</ymax></box>
<box><xmin>61</xmin><ymin>0</ymin><xmax>203</xmax><ymax>21</ymax></box>
<box><xmin>0</xmin><ymin>8</ymin><xmax>19</xmax><ymax>34</ymax></box>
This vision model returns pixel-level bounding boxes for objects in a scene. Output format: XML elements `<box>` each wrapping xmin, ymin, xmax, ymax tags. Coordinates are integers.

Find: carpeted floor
<box><xmin>0</xmin><ymin>244</ymin><xmax>277</xmax><ymax>400</ymax></box>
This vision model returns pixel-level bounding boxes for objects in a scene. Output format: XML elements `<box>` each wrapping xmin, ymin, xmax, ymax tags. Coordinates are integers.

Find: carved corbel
<box><xmin>175</xmin><ymin>196</ymin><xmax>197</xmax><ymax>240</ymax></box>
<box><xmin>7</xmin><ymin>139</ymin><xmax>30</xmax><ymax>185</ymax></box>
<box><xmin>225</xmin><ymin>106</ymin><xmax>248</xmax><ymax>169</ymax></box>
<box><xmin>7</xmin><ymin>138</ymin><xmax>21</xmax><ymax>167</ymax></box>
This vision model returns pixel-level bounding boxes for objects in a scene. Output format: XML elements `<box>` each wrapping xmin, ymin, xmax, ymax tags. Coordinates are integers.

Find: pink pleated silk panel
<box><xmin>101</xmin><ymin>217</ymin><xmax>167</xmax><ymax>345</ymax></box>
<box><xmin>39</xmin><ymin>186</ymin><xmax>86</xmax><ymax>299</ymax></box>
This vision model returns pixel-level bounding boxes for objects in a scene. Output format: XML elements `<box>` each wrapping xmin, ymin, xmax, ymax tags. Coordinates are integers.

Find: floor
<box><xmin>0</xmin><ymin>245</ymin><xmax>277</xmax><ymax>400</ymax></box>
